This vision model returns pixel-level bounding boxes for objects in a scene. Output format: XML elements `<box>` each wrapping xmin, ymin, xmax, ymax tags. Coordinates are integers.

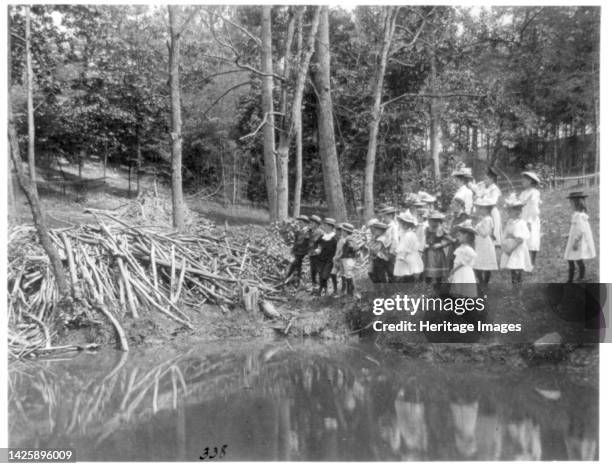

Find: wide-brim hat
<box><xmin>452</xmin><ymin>167</ymin><xmax>473</xmax><ymax>178</ymax></box>
<box><xmin>404</xmin><ymin>192</ymin><xmax>419</xmax><ymax>204</ymax></box>
<box><xmin>567</xmin><ymin>191</ymin><xmax>588</xmax><ymax>199</ymax></box>
<box><xmin>521</xmin><ymin>171</ymin><xmax>540</xmax><ymax>184</ymax></box>
<box><xmin>455</xmin><ymin>219</ymin><xmax>477</xmax><ymax>235</ymax></box>
<box><xmin>504</xmin><ymin>193</ymin><xmax>525</xmax><ymax>208</ymax></box>
<box><xmin>341</xmin><ymin>222</ymin><xmax>355</xmax><ymax>233</ymax></box>
<box><xmin>474</xmin><ymin>197</ymin><xmax>496</xmax><ymax>207</ymax></box>
<box><xmin>323</xmin><ymin>217</ymin><xmax>336</xmax><ymax>226</ymax></box>
<box><xmin>370</xmin><ymin>221</ymin><xmax>388</xmax><ymax>231</ymax></box>
<box><xmin>380</xmin><ymin>206</ymin><xmax>398</xmax><ymax>215</ymax></box>
<box><xmin>417</xmin><ymin>191</ymin><xmax>437</xmax><ymax>203</ymax></box>
<box><xmin>411</xmin><ymin>201</ymin><xmax>426</xmax><ymax>208</ymax></box>
<box><xmin>297</xmin><ymin>215</ymin><xmax>310</xmax><ymax>223</ymax></box>
<box><xmin>310</xmin><ymin>215</ymin><xmax>322</xmax><ymax>224</ymax></box>
<box><xmin>427</xmin><ymin>211</ymin><xmax>446</xmax><ymax>220</ymax></box>
<box><xmin>397</xmin><ymin>212</ymin><xmax>417</xmax><ymax>226</ymax></box>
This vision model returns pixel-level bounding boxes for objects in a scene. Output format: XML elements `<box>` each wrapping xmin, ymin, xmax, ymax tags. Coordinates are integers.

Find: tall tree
<box><xmin>8</xmin><ymin>10</ymin><xmax>69</xmax><ymax>297</ymax></box>
<box><xmin>277</xmin><ymin>6</ymin><xmax>321</xmax><ymax>220</ymax></box>
<box><xmin>261</xmin><ymin>5</ymin><xmax>278</xmax><ymax>219</ymax></box>
<box><xmin>25</xmin><ymin>6</ymin><xmax>38</xmax><ymax>196</ymax></box>
<box><xmin>314</xmin><ymin>6</ymin><xmax>347</xmax><ymax>221</ymax></box>
<box><xmin>168</xmin><ymin>5</ymin><xmax>187</xmax><ymax>230</ymax></box>
<box><xmin>292</xmin><ymin>10</ymin><xmax>305</xmax><ymax>218</ymax></box>
<box><xmin>363</xmin><ymin>6</ymin><xmax>399</xmax><ymax>221</ymax></box>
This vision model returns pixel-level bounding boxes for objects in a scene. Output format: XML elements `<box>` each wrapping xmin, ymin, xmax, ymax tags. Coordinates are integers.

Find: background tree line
<box><xmin>9</xmin><ymin>5</ymin><xmax>599</xmax><ymax>226</ymax></box>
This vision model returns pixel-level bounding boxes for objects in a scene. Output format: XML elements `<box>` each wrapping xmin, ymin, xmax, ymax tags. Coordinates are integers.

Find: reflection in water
<box><xmin>8</xmin><ymin>341</ymin><xmax>598</xmax><ymax>461</ymax></box>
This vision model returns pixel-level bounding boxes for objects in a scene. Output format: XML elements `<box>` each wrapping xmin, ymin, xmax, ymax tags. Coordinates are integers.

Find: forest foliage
<box><xmin>9</xmin><ymin>5</ymin><xmax>599</xmax><ymax>218</ymax></box>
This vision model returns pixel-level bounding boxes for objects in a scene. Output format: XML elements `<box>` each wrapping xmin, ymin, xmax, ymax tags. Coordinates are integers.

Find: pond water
<box><xmin>8</xmin><ymin>340</ymin><xmax>598</xmax><ymax>461</ymax></box>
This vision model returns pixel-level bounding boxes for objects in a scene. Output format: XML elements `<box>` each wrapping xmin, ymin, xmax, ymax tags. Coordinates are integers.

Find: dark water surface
<box><xmin>8</xmin><ymin>340</ymin><xmax>597</xmax><ymax>461</ymax></box>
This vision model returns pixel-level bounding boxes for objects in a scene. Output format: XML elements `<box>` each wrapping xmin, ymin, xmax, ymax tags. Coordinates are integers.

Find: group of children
<box><xmin>285</xmin><ymin>215</ymin><xmax>364</xmax><ymax>297</ymax></box>
<box><xmin>284</xmin><ymin>165</ymin><xmax>596</xmax><ymax>298</ymax></box>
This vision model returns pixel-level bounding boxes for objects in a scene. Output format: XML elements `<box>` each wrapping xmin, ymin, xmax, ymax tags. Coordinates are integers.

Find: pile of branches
<box><xmin>8</xmin><ymin>214</ymin><xmax>292</xmax><ymax>357</ymax></box>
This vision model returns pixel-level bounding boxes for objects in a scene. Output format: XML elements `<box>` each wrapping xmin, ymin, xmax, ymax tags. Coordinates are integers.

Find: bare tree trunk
<box><xmin>103</xmin><ymin>140</ymin><xmax>108</xmax><ymax>179</ymax></box>
<box><xmin>314</xmin><ymin>6</ymin><xmax>347</xmax><ymax>221</ymax></box>
<box><xmin>276</xmin><ymin>8</ymin><xmax>297</xmax><ymax>221</ymax></box>
<box><xmin>9</xmin><ymin>116</ymin><xmax>69</xmax><ymax>297</ymax></box>
<box><xmin>7</xmin><ymin>23</ymin><xmax>17</xmax><ymax>217</ymax></box>
<box><xmin>261</xmin><ymin>5</ymin><xmax>278</xmax><ymax>220</ymax></box>
<box><xmin>136</xmin><ymin>131</ymin><xmax>142</xmax><ymax>196</ymax></box>
<box><xmin>168</xmin><ymin>5</ymin><xmax>185</xmax><ymax>230</ymax></box>
<box><xmin>429</xmin><ymin>48</ymin><xmax>442</xmax><ymax>179</ymax></box>
<box><xmin>278</xmin><ymin>6</ymin><xmax>321</xmax><ymax>221</ymax></box>
<box><xmin>291</xmin><ymin>10</ymin><xmax>306</xmax><ymax>219</ymax></box>
<box><xmin>26</xmin><ymin>6</ymin><xmax>38</xmax><ymax>196</ymax></box>
<box><xmin>363</xmin><ymin>6</ymin><xmax>398</xmax><ymax>221</ymax></box>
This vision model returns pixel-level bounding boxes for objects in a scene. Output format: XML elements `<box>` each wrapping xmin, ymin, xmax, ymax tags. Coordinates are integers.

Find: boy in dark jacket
<box><xmin>308</xmin><ymin>215</ymin><xmax>324</xmax><ymax>292</ymax></box>
<box><xmin>284</xmin><ymin>215</ymin><xmax>311</xmax><ymax>286</ymax></box>
<box><xmin>313</xmin><ymin>217</ymin><xmax>338</xmax><ymax>296</ymax></box>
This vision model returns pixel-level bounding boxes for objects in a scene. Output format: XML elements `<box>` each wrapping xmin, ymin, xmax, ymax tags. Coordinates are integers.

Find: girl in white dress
<box><xmin>449</xmin><ymin>221</ymin><xmax>478</xmax><ymax>298</ymax></box>
<box><xmin>564</xmin><ymin>192</ymin><xmax>596</xmax><ymax>282</ymax></box>
<box><xmin>473</xmin><ymin>167</ymin><xmax>503</xmax><ymax>246</ymax></box>
<box><xmin>519</xmin><ymin>171</ymin><xmax>541</xmax><ymax>266</ymax></box>
<box><xmin>473</xmin><ymin>198</ymin><xmax>498</xmax><ymax>287</ymax></box>
<box><xmin>500</xmin><ymin>195</ymin><xmax>533</xmax><ymax>286</ymax></box>
<box><xmin>393</xmin><ymin>213</ymin><xmax>424</xmax><ymax>282</ymax></box>
<box><xmin>452</xmin><ymin>167</ymin><xmax>474</xmax><ymax>215</ymax></box>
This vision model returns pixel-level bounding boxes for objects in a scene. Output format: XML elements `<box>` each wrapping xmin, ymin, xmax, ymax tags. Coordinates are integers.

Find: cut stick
<box><xmin>117</xmin><ymin>258</ymin><xmax>139</xmax><ymax>319</ymax></box>
<box><xmin>172</xmin><ymin>257</ymin><xmax>187</xmax><ymax>304</ymax></box>
<box><xmin>127</xmin><ymin>276</ymin><xmax>193</xmax><ymax>329</ymax></box>
<box><xmin>60</xmin><ymin>232</ymin><xmax>81</xmax><ymax>299</ymax></box>
<box><xmin>170</xmin><ymin>245</ymin><xmax>176</xmax><ymax>300</ymax></box>
<box><xmin>151</xmin><ymin>242</ymin><xmax>159</xmax><ymax>298</ymax></box>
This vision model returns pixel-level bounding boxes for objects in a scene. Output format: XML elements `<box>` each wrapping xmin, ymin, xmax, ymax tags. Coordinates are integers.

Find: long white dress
<box><xmin>474</xmin><ymin>216</ymin><xmax>498</xmax><ymax>270</ymax></box>
<box><xmin>500</xmin><ymin>218</ymin><xmax>533</xmax><ymax>272</ymax></box>
<box><xmin>564</xmin><ymin>211</ymin><xmax>596</xmax><ymax>260</ymax></box>
<box><xmin>474</xmin><ymin>182</ymin><xmax>502</xmax><ymax>245</ymax></box>
<box><xmin>454</xmin><ymin>184</ymin><xmax>473</xmax><ymax>215</ymax></box>
<box><xmin>385</xmin><ymin>219</ymin><xmax>400</xmax><ymax>256</ymax></box>
<box><xmin>394</xmin><ymin>230</ymin><xmax>424</xmax><ymax>276</ymax></box>
<box><xmin>519</xmin><ymin>188</ymin><xmax>541</xmax><ymax>251</ymax></box>
<box><xmin>416</xmin><ymin>221</ymin><xmax>427</xmax><ymax>252</ymax></box>
<box><xmin>449</xmin><ymin>244</ymin><xmax>478</xmax><ymax>297</ymax></box>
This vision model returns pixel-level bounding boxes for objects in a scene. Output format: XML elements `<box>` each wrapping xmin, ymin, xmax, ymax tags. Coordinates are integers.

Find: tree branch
<box><xmin>202</xmin><ymin>81</ymin><xmax>251</xmax><ymax>117</ymax></box>
<box><xmin>202</xmin><ymin>7</ymin><xmax>262</xmax><ymax>47</ymax></box>
<box><xmin>382</xmin><ymin>92</ymin><xmax>485</xmax><ymax>107</ymax></box>
<box><xmin>239</xmin><ymin>112</ymin><xmax>285</xmax><ymax>141</ymax></box>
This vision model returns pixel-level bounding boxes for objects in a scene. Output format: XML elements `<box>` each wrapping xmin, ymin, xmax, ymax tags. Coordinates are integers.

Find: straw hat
<box><xmin>427</xmin><ymin>211</ymin><xmax>446</xmax><ymax>221</ymax></box>
<box><xmin>380</xmin><ymin>206</ymin><xmax>398</xmax><ymax>215</ymax></box>
<box><xmin>418</xmin><ymin>191</ymin><xmax>437</xmax><ymax>203</ymax></box>
<box><xmin>297</xmin><ymin>215</ymin><xmax>310</xmax><ymax>223</ymax></box>
<box><xmin>521</xmin><ymin>171</ymin><xmax>540</xmax><ymax>184</ymax></box>
<box><xmin>474</xmin><ymin>196</ymin><xmax>497</xmax><ymax>207</ymax></box>
<box><xmin>455</xmin><ymin>219</ymin><xmax>477</xmax><ymax>235</ymax></box>
<box><xmin>341</xmin><ymin>222</ymin><xmax>355</xmax><ymax>233</ymax></box>
<box><xmin>323</xmin><ymin>217</ymin><xmax>336</xmax><ymax>226</ymax></box>
<box><xmin>504</xmin><ymin>193</ymin><xmax>525</xmax><ymax>208</ymax></box>
<box><xmin>370</xmin><ymin>221</ymin><xmax>388</xmax><ymax>231</ymax></box>
<box><xmin>310</xmin><ymin>215</ymin><xmax>322</xmax><ymax>224</ymax></box>
<box><xmin>397</xmin><ymin>212</ymin><xmax>417</xmax><ymax>226</ymax></box>
<box><xmin>452</xmin><ymin>167</ymin><xmax>473</xmax><ymax>178</ymax></box>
